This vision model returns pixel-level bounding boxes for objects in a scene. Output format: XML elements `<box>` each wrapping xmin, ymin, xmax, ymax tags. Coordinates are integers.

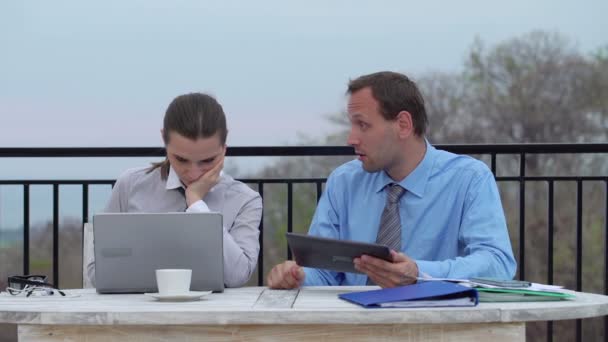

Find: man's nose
<box><xmin>347</xmin><ymin>130</ymin><xmax>359</xmax><ymax>146</ymax></box>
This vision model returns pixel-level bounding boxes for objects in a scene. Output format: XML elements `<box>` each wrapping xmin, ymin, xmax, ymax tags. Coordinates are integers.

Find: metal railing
<box><xmin>1</xmin><ymin>143</ymin><xmax>607</xmax><ymax>342</ymax></box>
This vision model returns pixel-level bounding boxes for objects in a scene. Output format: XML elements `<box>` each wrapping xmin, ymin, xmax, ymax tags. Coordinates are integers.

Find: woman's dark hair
<box><xmin>149</xmin><ymin>93</ymin><xmax>228</xmax><ymax>178</ymax></box>
<box><xmin>347</xmin><ymin>71</ymin><xmax>428</xmax><ymax>136</ymax></box>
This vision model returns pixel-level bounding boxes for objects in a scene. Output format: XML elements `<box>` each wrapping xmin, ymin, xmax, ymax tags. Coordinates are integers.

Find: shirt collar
<box><xmin>165</xmin><ymin>166</ymin><xmax>183</xmax><ymax>190</ymax></box>
<box><xmin>165</xmin><ymin>166</ymin><xmax>223</xmax><ymax>193</ymax></box>
<box><xmin>374</xmin><ymin>139</ymin><xmax>437</xmax><ymax>198</ymax></box>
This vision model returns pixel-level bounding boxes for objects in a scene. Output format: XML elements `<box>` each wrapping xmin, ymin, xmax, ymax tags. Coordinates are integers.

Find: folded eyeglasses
<box><xmin>6</xmin><ymin>275</ymin><xmax>65</xmax><ymax>297</ymax></box>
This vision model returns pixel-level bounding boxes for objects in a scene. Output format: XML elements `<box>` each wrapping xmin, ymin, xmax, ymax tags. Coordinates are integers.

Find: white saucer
<box><xmin>144</xmin><ymin>291</ymin><xmax>212</xmax><ymax>302</ymax></box>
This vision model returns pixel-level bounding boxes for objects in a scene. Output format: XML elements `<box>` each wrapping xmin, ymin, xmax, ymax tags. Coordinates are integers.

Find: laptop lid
<box><xmin>93</xmin><ymin>212</ymin><xmax>224</xmax><ymax>293</ymax></box>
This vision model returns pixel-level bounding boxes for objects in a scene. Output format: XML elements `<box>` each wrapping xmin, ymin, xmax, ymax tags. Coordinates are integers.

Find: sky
<box><xmin>0</xmin><ymin>0</ymin><xmax>606</xmax><ymax>228</ymax></box>
<box><xmin>1</xmin><ymin>0</ymin><xmax>606</xmax><ymax>149</ymax></box>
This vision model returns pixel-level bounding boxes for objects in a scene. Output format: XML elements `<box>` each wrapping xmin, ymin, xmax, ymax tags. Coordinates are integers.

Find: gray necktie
<box><xmin>376</xmin><ymin>184</ymin><xmax>406</xmax><ymax>251</ymax></box>
<box><xmin>176</xmin><ymin>187</ymin><xmax>187</xmax><ymax>210</ymax></box>
<box><xmin>367</xmin><ymin>183</ymin><xmax>406</xmax><ymax>285</ymax></box>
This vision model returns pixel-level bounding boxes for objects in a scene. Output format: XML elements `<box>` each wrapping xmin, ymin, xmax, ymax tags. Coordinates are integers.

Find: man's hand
<box><xmin>267</xmin><ymin>260</ymin><xmax>305</xmax><ymax>289</ymax></box>
<box><xmin>353</xmin><ymin>250</ymin><xmax>419</xmax><ymax>288</ymax></box>
<box><xmin>185</xmin><ymin>154</ymin><xmax>224</xmax><ymax>206</ymax></box>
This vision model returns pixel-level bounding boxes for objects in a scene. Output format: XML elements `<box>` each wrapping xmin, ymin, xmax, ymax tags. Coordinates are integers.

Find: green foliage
<box><xmin>30</xmin><ymin>259</ymin><xmax>52</xmax><ymax>269</ymax></box>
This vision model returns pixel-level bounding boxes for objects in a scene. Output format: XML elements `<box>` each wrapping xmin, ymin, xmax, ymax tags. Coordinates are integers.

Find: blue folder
<box><xmin>339</xmin><ymin>281</ymin><xmax>478</xmax><ymax>308</ymax></box>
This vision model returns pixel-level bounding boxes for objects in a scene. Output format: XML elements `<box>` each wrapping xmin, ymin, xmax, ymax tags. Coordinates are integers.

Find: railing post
<box><xmin>576</xmin><ymin>180</ymin><xmax>583</xmax><ymax>342</ymax></box>
<box><xmin>23</xmin><ymin>184</ymin><xmax>30</xmax><ymax>275</ymax></box>
<box><xmin>287</xmin><ymin>182</ymin><xmax>293</xmax><ymax>260</ymax></box>
<box><xmin>257</xmin><ymin>182</ymin><xmax>264</xmax><ymax>287</ymax></box>
<box><xmin>53</xmin><ymin>184</ymin><xmax>59</xmax><ymax>288</ymax></box>
<box><xmin>547</xmin><ymin>180</ymin><xmax>554</xmax><ymax>342</ymax></box>
<box><xmin>519</xmin><ymin>152</ymin><xmax>526</xmax><ymax>280</ymax></box>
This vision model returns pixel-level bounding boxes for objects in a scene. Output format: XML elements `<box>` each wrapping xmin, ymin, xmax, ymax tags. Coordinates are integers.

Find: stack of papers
<box><xmin>339</xmin><ymin>276</ymin><xmax>575</xmax><ymax>307</ymax></box>
<box><xmin>470</xmin><ymin>281</ymin><xmax>574</xmax><ymax>302</ymax></box>
<box><xmin>416</xmin><ymin>276</ymin><xmax>575</xmax><ymax>302</ymax></box>
<box><xmin>473</xmin><ymin>287</ymin><xmax>574</xmax><ymax>302</ymax></box>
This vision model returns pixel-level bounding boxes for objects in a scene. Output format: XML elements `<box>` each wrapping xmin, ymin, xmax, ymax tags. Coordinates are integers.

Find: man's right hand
<box><xmin>266</xmin><ymin>260</ymin><xmax>305</xmax><ymax>289</ymax></box>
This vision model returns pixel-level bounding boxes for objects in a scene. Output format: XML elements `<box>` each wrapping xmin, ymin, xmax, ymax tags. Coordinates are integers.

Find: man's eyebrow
<box><xmin>349</xmin><ymin>113</ymin><xmax>366</xmax><ymax>120</ymax></box>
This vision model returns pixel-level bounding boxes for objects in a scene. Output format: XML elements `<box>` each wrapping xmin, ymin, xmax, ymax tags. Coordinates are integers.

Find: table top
<box><xmin>1</xmin><ymin>286</ymin><xmax>607</xmax><ymax>326</ymax></box>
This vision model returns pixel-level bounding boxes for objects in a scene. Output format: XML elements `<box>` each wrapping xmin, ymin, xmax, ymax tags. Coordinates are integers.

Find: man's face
<box><xmin>347</xmin><ymin>87</ymin><xmax>399</xmax><ymax>173</ymax></box>
<box><xmin>164</xmin><ymin>131</ymin><xmax>226</xmax><ymax>186</ymax></box>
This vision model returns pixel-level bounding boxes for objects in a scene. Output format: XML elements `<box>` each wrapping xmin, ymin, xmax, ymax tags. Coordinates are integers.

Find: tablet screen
<box><xmin>286</xmin><ymin>233</ymin><xmax>391</xmax><ymax>274</ymax></box>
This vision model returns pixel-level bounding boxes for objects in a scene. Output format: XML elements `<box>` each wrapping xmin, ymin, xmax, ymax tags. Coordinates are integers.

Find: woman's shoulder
<box><xmin>219</xmin><ymin>173</ymin><xmax>261</xmax><ymax>201</ymax></box>
<box><xmin>115</xmin><ymin>165</ymin><xmax>162</xmax><ymax>187</ymax></box>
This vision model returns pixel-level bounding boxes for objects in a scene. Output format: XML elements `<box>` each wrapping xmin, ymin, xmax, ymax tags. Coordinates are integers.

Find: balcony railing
<box><xmin>1</xmin><ymin>143</ymin><xmax>607</xmax><ymax>342</ymax></box>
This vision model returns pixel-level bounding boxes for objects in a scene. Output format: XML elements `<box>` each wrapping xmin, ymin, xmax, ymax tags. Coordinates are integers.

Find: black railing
<box><xmin>1</xmin><ymin>143</ymin><xmax>607</xmax><ymax>342</ymax></box>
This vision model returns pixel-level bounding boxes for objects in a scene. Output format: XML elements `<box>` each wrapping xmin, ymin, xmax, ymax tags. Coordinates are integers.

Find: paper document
<box><xmin>418</xmin><ymin>275</ymin><xmax>568</xmax><ymax>294</ymax></box>
<box><xmin>475</xmin><ymin>287</ymin><xmax>575</xmax><ymax>302</ymax></box>
<box><xmin>378</xmin><ymin>296</ymin><xmax>476</xmax><ymax>308</ymax></box>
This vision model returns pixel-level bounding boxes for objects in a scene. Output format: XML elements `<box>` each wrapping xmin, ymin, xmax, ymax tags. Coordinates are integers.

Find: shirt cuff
<box><xmin>186</xmin><ymin>200</ymin><xmax>211</xmax><ymax>213</ymax></box>
<box><xmin>303</xmin><ymin>267</ymin><xmax>324</xmax><ymax>286</ymax></box>
<box><xmin>185</xmin><ymin>200</ymin><xmax>235</xmax><ymax>262</ymax></box>
<box><xmin>415</xmin><ymin>260</ymin><xmax>443</xmax><ymax>279</ymax></box>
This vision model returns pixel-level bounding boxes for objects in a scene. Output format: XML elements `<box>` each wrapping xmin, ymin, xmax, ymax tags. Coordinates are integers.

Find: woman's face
<box><xmin>164</xmin><ymin>131</ymin><xmax>226</xmax><ymax>186</ymax></box>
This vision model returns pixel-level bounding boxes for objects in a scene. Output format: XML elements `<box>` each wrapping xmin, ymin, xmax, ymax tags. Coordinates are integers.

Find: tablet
<box><xmin>286</xmin><ymin>233</ymin><xmax>392</xmax><ymax>274</ymax></box>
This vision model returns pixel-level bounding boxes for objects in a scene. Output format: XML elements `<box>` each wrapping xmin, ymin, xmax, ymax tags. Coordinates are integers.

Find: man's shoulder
<box><xmin>432</xmin><ymin>148</ymin><xmax>492</xmax><ymax>180</ymax></box>
<box><xmin>325</xmin><ymin>159</ymin><xmax>382</xmax><ymax>191</ymax></box>
<box><xmin>329</xmin><ymin>159</ymin><xmax>368</xmax><ymax>181</ymax></box>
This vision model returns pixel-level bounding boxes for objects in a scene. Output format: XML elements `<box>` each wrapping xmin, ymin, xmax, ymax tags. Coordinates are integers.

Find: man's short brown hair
<box><xmin>347</xmin><ymin>71</ymin><xmax>428</xmax><ymax>136</ymax></box>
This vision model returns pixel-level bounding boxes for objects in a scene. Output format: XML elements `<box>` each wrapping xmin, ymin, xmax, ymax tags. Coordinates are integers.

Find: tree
<box><xmin>422</xmin><ymin>32</ymin><xmax>607</xmax><ymax>342</ymax></box>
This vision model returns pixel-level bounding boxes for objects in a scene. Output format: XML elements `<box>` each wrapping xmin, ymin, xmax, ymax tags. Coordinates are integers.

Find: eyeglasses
<box><xmin>6</xmin><ymin>275</ymin><xmax>65</xmax><ymax>297</ymax></box>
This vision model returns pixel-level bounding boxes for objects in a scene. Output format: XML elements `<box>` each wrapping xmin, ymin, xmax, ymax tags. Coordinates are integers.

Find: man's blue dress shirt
<box><xmin>303</xmin><ymin>141</ymin><xmax>517</xmax><ymax>285</ymax></box>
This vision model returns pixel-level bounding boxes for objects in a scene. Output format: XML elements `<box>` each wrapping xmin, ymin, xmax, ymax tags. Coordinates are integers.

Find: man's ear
<box><xmin>396</xmin><ymin>111</ymin><xmax>414</xmax><ymax>139</ymax></box>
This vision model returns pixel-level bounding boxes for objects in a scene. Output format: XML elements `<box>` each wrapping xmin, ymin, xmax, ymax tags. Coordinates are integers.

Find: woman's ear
<box><xmin>160</xmin><ymin>129</ymin><xmax>166</xmax><ymax>144</ymax></box>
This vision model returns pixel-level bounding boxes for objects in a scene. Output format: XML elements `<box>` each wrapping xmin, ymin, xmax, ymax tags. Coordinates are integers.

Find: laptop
<box><xmin>93</xmin><ymin>212</ymin><xmax>224</xmax><ymax>293</ymax></box>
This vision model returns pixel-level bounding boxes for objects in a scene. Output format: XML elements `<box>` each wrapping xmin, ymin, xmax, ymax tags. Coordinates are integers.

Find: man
<box><xmin>267</xmin><ymin>71</ymin><xmax>516</xmax><ymax>289</ymax></box>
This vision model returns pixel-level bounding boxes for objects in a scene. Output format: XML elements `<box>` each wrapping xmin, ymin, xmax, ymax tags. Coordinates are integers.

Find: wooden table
<box><xmin>1</xmin><ymin>286</ymin><xmax>607</xmax><ymax>341</ymax></box>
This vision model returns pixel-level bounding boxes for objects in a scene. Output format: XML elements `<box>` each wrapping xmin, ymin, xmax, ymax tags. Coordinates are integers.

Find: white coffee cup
<box><xmin>155</xmin><ymin>269</ymin><xmax>192</xmax><ymax>295</ymax></box>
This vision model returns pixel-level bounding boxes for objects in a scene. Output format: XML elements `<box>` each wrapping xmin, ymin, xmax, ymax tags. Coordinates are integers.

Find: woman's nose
<box><xmin>188</xmin><ymin>165</ymin><xmax>209</xmax><ymax>179</ymax></box>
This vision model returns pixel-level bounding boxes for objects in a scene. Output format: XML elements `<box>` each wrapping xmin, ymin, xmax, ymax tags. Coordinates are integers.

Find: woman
<box><xmin>87</xmin><ymin>93</ymin><xmax>262</xmax><ymax>288</ymax></box>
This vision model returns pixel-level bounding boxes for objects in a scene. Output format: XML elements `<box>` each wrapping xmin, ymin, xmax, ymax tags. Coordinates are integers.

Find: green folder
<box><xmin>476</xmin><ymin>287</ymin><xmax>575</xmax><ymax>302</ymax></box>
